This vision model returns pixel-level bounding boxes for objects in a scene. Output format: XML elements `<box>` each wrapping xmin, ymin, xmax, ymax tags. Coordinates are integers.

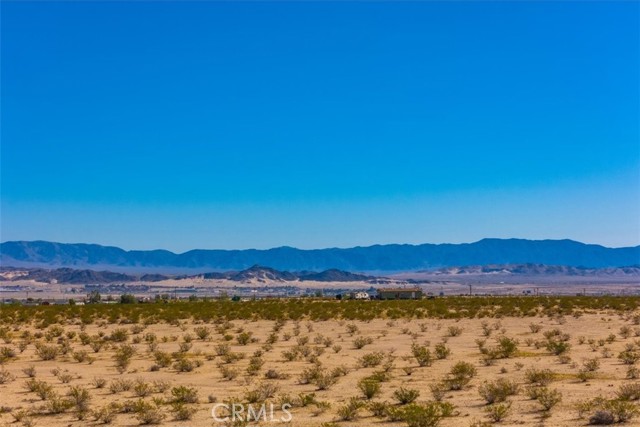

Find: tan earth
<box><xmin>0</xmin><ymin>311</ymin><xmax>639</xmax><ymax>427</ymax></box>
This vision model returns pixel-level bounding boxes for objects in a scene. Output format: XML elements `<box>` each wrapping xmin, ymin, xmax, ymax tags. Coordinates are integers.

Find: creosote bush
<box><xmin>444</xmin><ymin>361</ymin><xmax>477</xmax><ymax>391</ymax></box>
<box><xmin>478</xmin><ymin>378</ymin><xmax>519</xmax><ymax>404</ymax></box>
<box><xmin>393</xmin><ymin>387</ymin><xmax>420</xmax><ymax>405</ymax></box>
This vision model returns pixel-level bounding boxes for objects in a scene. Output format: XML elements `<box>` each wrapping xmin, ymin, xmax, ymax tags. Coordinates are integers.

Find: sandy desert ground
<box><xmin>0</xmin><ymin>300</ymin><xmax>639</xmax><ymax>427</ymax></box>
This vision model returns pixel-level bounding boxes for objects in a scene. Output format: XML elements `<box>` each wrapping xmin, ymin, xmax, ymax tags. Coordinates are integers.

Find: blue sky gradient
<box><xmin>1</xmin><ymin>1</ymin><xmax>639</xmax><ymax>251</ymax></box>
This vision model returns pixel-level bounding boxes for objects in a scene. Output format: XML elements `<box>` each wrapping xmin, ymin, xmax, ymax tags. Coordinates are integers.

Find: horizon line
<box><xmin>2</xmin><ymin>237</ymin><xmax>639</xmax><ymax>255</ymax></box>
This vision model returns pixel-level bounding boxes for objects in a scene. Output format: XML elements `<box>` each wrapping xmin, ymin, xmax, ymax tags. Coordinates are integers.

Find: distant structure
<box><xmin>377</xmin><ymin>287</ymin><xmax>423</xmax><ymax>300</ymax></box>
<box><xmin>350</xmin><ymin>291</ymin><xmax>370</xmax><ymax>300</ymax></box>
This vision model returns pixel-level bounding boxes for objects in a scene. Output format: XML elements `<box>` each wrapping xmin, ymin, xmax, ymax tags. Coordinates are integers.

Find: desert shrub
<box><xmin>113</xmin><ymin>344</ymin><xmax>136</xmax><ymax>373</ymax></box>
<box><xmin>178</xmin><ymin>342</ymin><xmax>192</xmax><ymax>353</ymax></box>
<box><xmin>353</xmin><ymin>336</ymin><xmax>374</xmax><ymax>349</ymax></box>
<box><xmin>22</xmin><ymin>365</ymin><xmax>36</xmax><ymax>377</ymax></box>
<box><xmin>264</xmin><ymin>369</ymin><xmax>288</xmax><ymax>380</ymax></box>
<box><xmin>583</xmin><ymin>357</ymin><xmax>601</xmax><ymax>372</ymax></box>
<box><xmin>367</xmin><ymin>400</ymin><xmax>389</xmax><ymax>418</ymax></box>
<box><xmin>244</xmin><ymin>382</ymin><xmax>278</xmax><ymax>403</ymax></box>
<box><xmin>0</xmin><ymin>369</ymin><xmax>15</xmax><ymax>384</ymax></box>
<box><xmin>387</xmin><ymin>402</ymin><xmax>454</xmax><ymax>427</ymax></box>
<box><xmin>447</xmin><ymin>326</ymin><xmax>463</xmax><ymax>337</ymax></box>
<box><xmin>135</xmin><ymin>401</ymin><xmax>165</xmax><ymax>425</ymax></box>
<box><xmin>72</xmin><ymin>350</ymin><xmax>91</xmax><ymax>363</ymax></box>
<box><xmin>218</xmin><ymin>364</ymin><xmax>239</xmax><ymax>380</ymax></box>
<box><xmin>478</xmin><ymin>378</ymin><xmax>519</xmax><ymax>404</ymax></box>
<box><xmin>25</xmin><ymin>378</ymin><xmax>53</xmax><ymax>400</ymax></box>
<box><xmin>0</xmin><ymin>346</ymin><xmax>17</xmax><ymax>364</ymax></box>
<box><xmin>78</xmin><ymin>332</ymin><xmax>91</xmax><ymax>345</ymax></box>
<box><xmin>346</xmin><ymin>324</ymin><xmax>359</xmax><ymax>335</ymax></box>
<box><xmin>331</xmin><ymin>365</ymin><xmax>350</xmax><ymax>377</ymax></box>
<box><xmin>236</xmin><ymin>331</ymin><xmax>253</xmax><ymax>345</ymax></box>
<box><xmin>92</xmin><ymin>377</ymin><xmax>107</xmax><ymax>389</ymax></box>
<box><xmin>153</xmin><ymin>351</ymin><xmax>172</xmax><ymax>368</ymax></box>
<box><xmin>45</xmin><ymin>325</ymin><xmax>64</xmax><ymax>340</ymax></box>
<box><xmin>90</xmin><ymin>340</ymin><xmax>105</xmax><ymax>353</ymax></box>
<box><xmin>529</xmin><ymin>323</ymin><xmax>543</xmax><ymax>333</ymax></box>
<box><xmin>58</xmin><ymin>372</ymin><xmax>73</xmax><ymax>383</ymax></box>
<box><xmin>616</xmin><ymin>383</ymin><xmax>640</xmax><ymax>401</ymax></box>
<box><xmin>430</xmin><ymin>382</ymin><xmax>447</xmax><ymax>401</ymax></box>
<box><xmin>411</xmin><ymin>343</ymin><xmax>433</xmax><ymax>367</ymax></box>
<box><xmin>134</xmin><ymin>379</ymin><xmax>152</xmax><ymax>397</ymax></box>
<box><xmin>583</xmin><ymin>398</ymin><xmax>639</xmax><ymax>424</ymax></box>
<box><xmin>68</xmin><ymin>385</ymin><xmax>92</xmax><ymax>416</ymax></box>
<box><xmin>220</xmin><ymin>351</ymin><xmax>244</xmax><ymax>364</ymax></box>
<box><xmin>358</xmin><ymin>351</ymin><xmax>385</xmax><ymax>368</ymax></box>
<box><xmin>434</xmin><ymin>343</ymin><xmax>451</xmax><ymax>360</ymax></box>
<box><xmin>558</xmin><ymin>354</ymin><xmax>573</xmax><ymax>364</ymax></box>
<box><xmin>358</xmin><ymin>378</ymin><xmax>381</xmax><ymax>400</ymax></box>
<box><xmin>35</xmin><ymin>343</ymin><xmax>58</xmax><ymax>360</ymax></box>
<box><xmin>524</xmin><ymin>368</ymin><xmax>554</xmax><ymax>386</ymax></box>
<box><xmin>92</xmin><ymin>404</ymin><xmax>119</xmax><ymax>424</ymax></box>
<box><xmin>485</xmin><ymin>402</ymin><xmax>511</xmax><ymax>422</ymax></box>
<box><xmin>170</xmin><ymin>385</ymin><xmax>198</xmax><ymax>403</ymax></box>
<box><xmin>45</xmin><ymin>392</ymin><xmax>74</xmax><ymax>414</ymax></box>
<box><xmin>336</xmin><ymin>397</ymin><xmax>365</xmax><ymax>421</ymax></box>
<box><xmin>618</xmin><ymin>349</ymin><xmax>640</xmax><ymax>365</ymax></box>
<box><xmin>589</xmin><ymin>410</ymin><xmax>616</xmax><ymax>425</ymax></box>
<box><xmin>295</xmin><ymin>392</ymin><xmax>317</xmax><ymax>407</ymax></box>
<box><xmin>247</xmin><ymin>355</ymin><xmax>264</xmax><ymax>375</ymax></box>
<box><xmin>444</xmin><ymin>361</ymin><xmax>477</xmax><ymax>390</ymax></box>
<box><xmin>281</xmin><ymin>349</ymin><xmax>298</xmax><ymax>361</ymax></box>
<box><xmin>620</xmin><ymin>326</ymin><xmax>633</xmax><ymax>339</ymax></box>
<box><xmin>546</xmin><ymin>339</ymin><xmax>571</xmax><ymax>355</ymax></box>
<box><xmin>299</xmin><ymin>366</ymin><xmax>323</xmax><ymax>384</ymax></box>
<box><xmin>110</xmin><ymin>328</ymin><xmax>129</xmax><ymax>342</ymax></box>
<box><xmin>577</xmin><ymin>369</ymin><xmax>595</xmax><ymax>382</ymax></box>
<box><xmin>314</xmin><ymin>372</ymin><xmax>338</xmax><ymax>390</ymax></box>
<box><xmin>494</xmin><ymin>336</ymin><xmax>519</xmax><ymax>358</ymax></box>
<box><xmin>173</xmin><ymin>357</ymin><xmax>198</xmax><ymax>372</ymax></box>
<box><xmin>535</xmin><ymin>387</ymin><xmax>562</xmax><ymax>411</ymax></box>
<box><xmin>601</xmin><ymin>400</ymin><xmax>639</xmax><ymax>423</ymax></box>
<box><xmin>170</xmin><ymin>402</ymin><xmax>196</xmax><ymax>421</ymax></box>
<box><xmin>109</xmin><ymin>378</ymin><xmax>133</xmax><ymax>394</ymax></box>
<box><xmin>393</xmin><ymin>387</ymin><xmax>420</xmax><ymax>404</ymax></box>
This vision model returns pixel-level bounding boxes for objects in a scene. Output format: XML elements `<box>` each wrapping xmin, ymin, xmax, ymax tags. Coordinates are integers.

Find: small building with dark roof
<box><xmin>377</xmin><ymin>287</ymin><xmax>423</xmax><ymax>300</ymax></box>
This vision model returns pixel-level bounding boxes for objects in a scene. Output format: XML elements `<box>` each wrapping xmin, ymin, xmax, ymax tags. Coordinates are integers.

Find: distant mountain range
<box><xmin>0</xmin><ymin>265</ymin><xmax>379</xmax><ymax>284</ymax></box>
<box><xmin>428</xmin><ymin>264</ymin><xmax>640</xmax><ymax>277</ymax></box>
<box><xmin>2</xmin><ymin>263</ymin><xmax>638</xmax><ymax>285</ymax></box>
<box><xmin>1</xmin><ymin>239</ymin><xmax>639</xmax><ymax>272</ymax></box>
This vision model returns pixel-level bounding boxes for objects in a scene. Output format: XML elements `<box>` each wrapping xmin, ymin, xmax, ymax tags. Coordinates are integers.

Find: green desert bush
<box><xmin>386</xmin><ymin>402</ymin><xmax>454</xmax><ymax>427</ymax></box>
<box><xmin>484</xmin><ymin>402</ymin><xmax>511</xmax><ymax>423</ymax></box>
<box><xmin>444</xmin><ymin>361</ymin><xmax>477</xmax><ymax>390</ymax></box>
<box><xmin>358</xmin><ymin>378</ymin><xmax>382</xmax><ymax>400</ymax></box>
<box><xmin>393</xmin><ymin>387</ymin><xmax>420</xmax><ymax>404</ymax></box>
<box><xmin>478</xmin><ymin>378</ymin><xmax>519</xmax><ymax>404</ymax></box>
<box><xmin>411</xmin><ymin>343</ymin><xmax>433</xmax><ymax>367</ymax></box>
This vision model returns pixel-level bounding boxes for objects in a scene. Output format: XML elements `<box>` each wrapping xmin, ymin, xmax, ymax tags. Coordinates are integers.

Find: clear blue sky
<box><xmin>1</xmin><ymin>1</ymin><xmax>639</xmax><ymax>252</ymax></box>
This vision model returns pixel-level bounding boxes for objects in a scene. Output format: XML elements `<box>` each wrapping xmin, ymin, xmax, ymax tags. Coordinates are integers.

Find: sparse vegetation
<box><xmin>0</xmin><ymin>297</ymin><xmax>637</xmax><ymax>427</ymax></box>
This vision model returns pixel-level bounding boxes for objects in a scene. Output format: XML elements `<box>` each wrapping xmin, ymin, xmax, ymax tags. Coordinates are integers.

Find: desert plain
<box><xmin>0</xmin><ymin>297</ymin><xmax>639</xmax><ymax>427</ymax></box>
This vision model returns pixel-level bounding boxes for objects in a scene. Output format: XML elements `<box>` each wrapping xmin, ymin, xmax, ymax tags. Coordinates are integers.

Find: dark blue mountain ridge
<box><xmin>1</xmin><ymin>239</ymin><xmax>638</xmax><ymax>272</ymax></box>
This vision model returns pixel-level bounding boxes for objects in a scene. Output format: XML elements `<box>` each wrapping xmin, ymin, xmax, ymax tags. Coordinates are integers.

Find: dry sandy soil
<box><xmin>1</xmin><ymin>310</ymin><xmax>639</xmax><ymax>427</ymax></box>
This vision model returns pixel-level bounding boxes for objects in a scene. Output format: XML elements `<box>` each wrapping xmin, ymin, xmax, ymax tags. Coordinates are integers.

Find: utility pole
<box><xmin>468</xmin><ymin>284</ymin><xmax>472</xmax><ymax>296</ymax></box>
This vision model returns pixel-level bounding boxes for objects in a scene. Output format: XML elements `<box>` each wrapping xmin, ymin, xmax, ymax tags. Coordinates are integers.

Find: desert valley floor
<box><xmin>0</xmin><ymin>299</ymin><xmax>639</xmax><ymax>427</ymax></box>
